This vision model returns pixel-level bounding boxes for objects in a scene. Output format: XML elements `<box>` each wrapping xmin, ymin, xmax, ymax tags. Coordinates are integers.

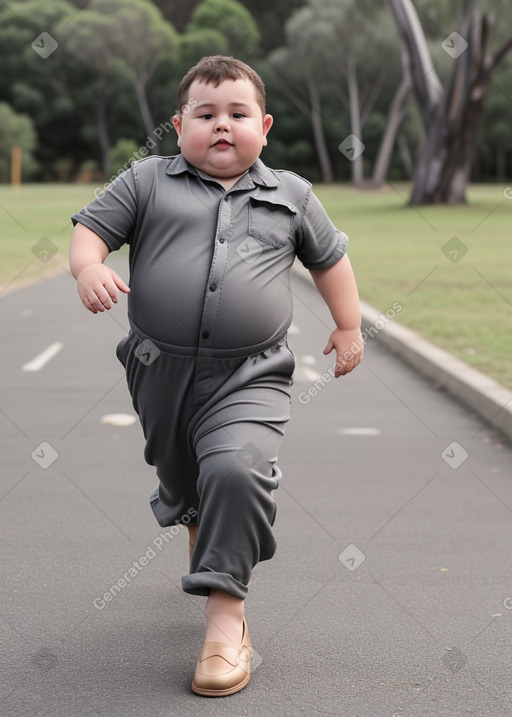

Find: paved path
<box><xmin>1</xmin><ymin>256</ymin><xmax>512</xmax><ymax>717</ymax></box>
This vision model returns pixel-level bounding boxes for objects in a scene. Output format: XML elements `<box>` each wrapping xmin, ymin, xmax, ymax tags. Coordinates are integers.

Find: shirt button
<box><xmin>209</xmin><ymin>283</ymin><xmax>217</xmax><ymax>292</ymax></box>
<box><xmin>219</xmin><ymin>237</ymin><xmax>226</xmax><ymax>244</ymax></box>
<box><xmin>202</xmin><ymin>331</ymin><xmax>209</xmax><ymax>339</ymax></box>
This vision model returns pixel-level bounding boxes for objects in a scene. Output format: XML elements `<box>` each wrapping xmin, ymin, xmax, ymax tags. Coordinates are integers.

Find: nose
<box><xmin>215</xmin><ymin>115</ymin><xmax>231</xmax><ymax>132</ymax></box>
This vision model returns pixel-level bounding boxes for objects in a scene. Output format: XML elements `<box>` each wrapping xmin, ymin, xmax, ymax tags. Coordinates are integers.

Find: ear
<box><xmin>261</xmin><ymin>114</ymin><xmax>273</xmax><ymax>147</ymax></box>
<box><xmin>172</xmin><ymin>114</ymin><xmax>182</xmax><ymax>146</ymax></box>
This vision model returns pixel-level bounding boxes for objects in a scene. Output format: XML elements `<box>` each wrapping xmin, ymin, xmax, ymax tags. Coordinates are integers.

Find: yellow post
<box><xmin>11</xmin><ymin>145</ymin><xmax>22</xmax><ymax>186</ymax></box>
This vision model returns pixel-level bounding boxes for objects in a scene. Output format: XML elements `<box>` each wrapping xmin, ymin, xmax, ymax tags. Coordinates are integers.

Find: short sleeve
<box><xmin>296</xmin><ymin>190</ymin><xmax>348</xmax><ymax>270</ymax></box>
<box><xmin>71</xmin><ymin>167</ymin><xmax>138</xmax><ymax>251</ymax></box>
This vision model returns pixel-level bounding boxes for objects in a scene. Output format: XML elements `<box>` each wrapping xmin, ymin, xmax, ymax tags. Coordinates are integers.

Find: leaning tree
<box><xmin>386</xmin><ymin>0</ymin><xmax>512</xmax><ymax>204</ymax></box>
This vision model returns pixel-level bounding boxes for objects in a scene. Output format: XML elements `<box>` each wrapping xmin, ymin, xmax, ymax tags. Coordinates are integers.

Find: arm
<box><xmin>70</xmin><ymin>222</ymin><xmax>130</xmax><ymax>314</ymax></box>
<box><xmin>310</xmin><ymin>254</ymin><xmax>363</xmax><ymax>377</ymax></box>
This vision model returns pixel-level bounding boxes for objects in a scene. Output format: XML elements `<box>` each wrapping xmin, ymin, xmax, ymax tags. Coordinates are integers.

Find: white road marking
<box><xmin>101</xmin><ymin>414</ymin><xmax>136</xmax><ymax>426</ymax></box>
<box><xmin>338</xmin><ymin>427</ymin><xmax>381</xmax><ymax>436</ymax></box>
<box><xmin>22</xmin><ymin>342</ymin><xmax>63</xmax><ymax>372</ymax></box>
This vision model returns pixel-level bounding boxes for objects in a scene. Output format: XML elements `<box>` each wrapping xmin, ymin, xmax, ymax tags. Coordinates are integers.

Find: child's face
<box><xmin>173</xmin><ymin>78</ymin><xmax>273</xmax><ymax>184</ymax></box>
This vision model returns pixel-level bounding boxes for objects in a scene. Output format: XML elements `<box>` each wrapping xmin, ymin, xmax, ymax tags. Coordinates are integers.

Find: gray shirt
<box><xmin>72</xmin><ymin>154</ymin><xmax>347</xmax><ymax>356</ymax></box>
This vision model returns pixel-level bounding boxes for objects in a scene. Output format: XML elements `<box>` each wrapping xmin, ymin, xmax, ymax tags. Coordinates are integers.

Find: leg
<box><xmin>117</xmin><ymin>333</ymin><xmax>202</xmax><ymax>527</ymax></box>
<box><xmin>183</xmin><ymin>338</ymin><xmax>294</xmax><ymax>599</ymax></box>
<box><xmin>189</xmin><ymin>416</ymin><xmax>287</xmax><ymax>696</ymax></box>
<box><xmin>204</xmin><ymin>589</ymin><xmax>244</xmax><ymax>645</ymax></box>
<box><xmin>188</xmin><ymin>525</ymin><xmax>198</xmax><ymax>563</ymax></box>
<box><xmin>185</xmin><ymin>442</ymin><xmax>282</xmax><ymax>597</ymax></box>
<box><xmin>187</xmin><ymin>341</ymin><xmax>294</xmax><ymax>696</ymax></box>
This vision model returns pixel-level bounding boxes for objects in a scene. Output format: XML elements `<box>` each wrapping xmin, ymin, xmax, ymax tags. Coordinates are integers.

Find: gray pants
<box><xmin>116</xmin><ymin>325</ymin><xmax>295</xmax><ymax>599</ymax></box>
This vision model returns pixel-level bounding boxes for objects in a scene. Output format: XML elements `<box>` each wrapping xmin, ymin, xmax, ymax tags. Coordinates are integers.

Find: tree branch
<box><xmin>490</xmin><ymin>34</ymin><xmax>512</xmax><ymax>72</ymax></box>
<box><xmin>385</xmin><ymin>0</ymin><xmax>443</xmax><ymax>125</ymax></box>
<box><xmin>360</xmin><ymin>66</ymin><xmax>387</xmax><ymax>126</ymax></box>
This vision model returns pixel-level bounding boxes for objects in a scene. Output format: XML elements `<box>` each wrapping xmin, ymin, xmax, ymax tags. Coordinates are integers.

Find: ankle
<box><xmin>204</xmin><ymin>614</ymin><xmax>244</xmax><ymax>646</ymax></box>
<box><xmin>187</xmin><ymin>525</ymin><xmax>198</xmax><ymax>546</ymax></box>
<box><xmin>205</xmin><ymin>589</ymin><xmax>244</xmax><ymax>620</ymax></box>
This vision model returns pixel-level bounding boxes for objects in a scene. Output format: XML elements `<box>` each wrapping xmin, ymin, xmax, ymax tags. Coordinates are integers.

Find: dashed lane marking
<box><xmin>338</xmin><ymin>427</ymin><xmax>381</xmax><ymax>436</ymax></box>
<box><xmin>22</xmin><ymin>342</ymin><xmax>63</xmax><ymax>372</ymax></box>
<box><xmin>101</xmin><ymin>414</ymin><xmax>136</xmax><ymax>426</ymax></box>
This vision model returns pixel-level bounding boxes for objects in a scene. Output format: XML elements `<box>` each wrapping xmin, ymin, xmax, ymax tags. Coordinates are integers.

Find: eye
<box><xmin>200</xmin><ymin>114</ymin><xmax>213</xmax><ymax>120</ymax></box>
<box><xmin>232</xmin><ymin>112</ymin><xmax>245</xmax><ymax>119</ymax></box>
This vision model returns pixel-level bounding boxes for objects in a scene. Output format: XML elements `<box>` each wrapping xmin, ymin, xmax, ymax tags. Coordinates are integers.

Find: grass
<box><xmin>314</xmin><ymin>183</ymin><xmax>512</xmax><ymax>388</ymax></box>
<box><xmin>0</xmin><ymin>183</ymin><xmax>101</xmax><ymax>290</ymax></box>
<box><xmin>1</xmin><ymin>181</ymin><xmax>511</xmax><ymax>388</ymax></box>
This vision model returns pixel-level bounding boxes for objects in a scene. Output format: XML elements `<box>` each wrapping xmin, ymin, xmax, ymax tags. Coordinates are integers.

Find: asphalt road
<box><xmin>1</xmin><ymin>255</ymin><xmax>512</xmax><ymax>717</ymax></box>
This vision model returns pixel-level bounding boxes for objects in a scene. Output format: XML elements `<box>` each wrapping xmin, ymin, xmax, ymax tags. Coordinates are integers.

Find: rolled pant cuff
<box><xmin>149</xmin><ymin>487</ymin><xmax>198</xmax><ymax>528</ymax></box>
<box><xmin>181</xmin><ymin>571</ymin><xmax>248</xmax><ymax>599</ymax></box>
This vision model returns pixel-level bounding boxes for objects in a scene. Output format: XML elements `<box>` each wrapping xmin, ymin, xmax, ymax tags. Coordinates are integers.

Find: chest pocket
<box><xmin>248</xmin><ymin>196</ymin><xmax>297</xmax><ymax>248</ymax></box>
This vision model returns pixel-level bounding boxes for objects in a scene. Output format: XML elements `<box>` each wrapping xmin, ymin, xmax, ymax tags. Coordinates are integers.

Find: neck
<box><xmin>217</xmin><ymin>176</ymin><xmax>243</xmax><ymax>191</ymax></box>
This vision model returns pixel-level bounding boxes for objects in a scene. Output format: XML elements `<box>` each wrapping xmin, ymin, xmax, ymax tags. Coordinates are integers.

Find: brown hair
<box><xmin>177</xmin><ymin>55</ymin><xmax>266</xmax><ymax>115</ymax></box>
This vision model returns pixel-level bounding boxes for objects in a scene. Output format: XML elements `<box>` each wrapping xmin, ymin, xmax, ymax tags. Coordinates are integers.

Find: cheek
<box><xmin>239</xmin><ymin>127</ymin><xmax>265</xmax><ymax>153</ymax></box>
<box><xmin>180</xmin><ymin>128</ymin><xmax>208</xmax><ymax>155</ymax></box>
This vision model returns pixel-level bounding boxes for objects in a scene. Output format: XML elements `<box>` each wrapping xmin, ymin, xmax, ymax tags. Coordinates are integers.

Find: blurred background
<box><xmin>1</xmin><ymin>0</ymin><xmax>511</xmax><ymax>192</ymax></box>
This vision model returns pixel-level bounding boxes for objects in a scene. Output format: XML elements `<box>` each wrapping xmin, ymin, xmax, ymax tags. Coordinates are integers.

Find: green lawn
<box><xmin>0</xmin><ymin>183</ymin><xmax>100</xmax><ymax>290</ymax></box>
<box><xmin>1</xmin><ymin>182</ymin><xmax>511</xmax><ymax>388</ymax></box>
<box><xmin>315</xmin><ymin>183</ymin><xmax>512</xmax><ymax>388</ymax></box>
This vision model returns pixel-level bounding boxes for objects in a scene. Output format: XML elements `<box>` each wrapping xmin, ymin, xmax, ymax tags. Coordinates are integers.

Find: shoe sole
<box><xmin>191</xmin><ymin>672</ymin><xmax>250</xmax><ymax>697</ymax></box>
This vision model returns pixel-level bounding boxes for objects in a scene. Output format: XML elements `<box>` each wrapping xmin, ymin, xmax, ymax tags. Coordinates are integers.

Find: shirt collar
<box><xmin>165</xmin><ymin>154</ymin><xmax>280</xmax><ymax>189</ymax></box>
<box><xmin>248</xmin><ymin>158</ymin><xmax>280</xmax><ymax>188</ymax></box>
<box><xmin>165</xmin><ymin>153</ymin><xmax>198</xmax><ymax>177</ymax></box>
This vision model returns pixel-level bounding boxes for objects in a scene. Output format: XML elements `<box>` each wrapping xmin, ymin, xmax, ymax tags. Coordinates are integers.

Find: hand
<box><xmin>76</xmin><ymin>263</ymin><xmax>130</xmax><ymax>313</ymax></box>
<box><xmin>323</xmin><ymin>327</ymin><xmax>364</xmax><ymax>377</ymax></box>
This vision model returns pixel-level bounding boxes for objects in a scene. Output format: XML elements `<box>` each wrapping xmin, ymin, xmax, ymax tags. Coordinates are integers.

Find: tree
<box><xmin>239</xmin><ymin>0</ymin><xmax>305</xmax><ymax>54</ymax></box>
<box><xmin>476</xmin><ymin>62</ymin><xmax>512</xmax><ymax>181</ymax></box>
<box><xmin>385</xmin><ymin>0</ymin><xmax>512</xmax><ymax>204</ymax></box>
<box><xmin>108</xmin><ymin>137</ymin><xmax>140</xmax><ymax>176</ymax></box>
<box><xmin>186</xmin><ymin>0</ymin><xmax>260</xmax><ymax>59</ymax></box>
<box><xmin>178</xmin><ymin>27</ymin><xmax>230</xmax><ymax>69</ymax></box>
<box><xmin>0</xmin><ymin>103</ymin><xmax>38</xmax><ymax>181</ymax></box>
<box><xmin>151</xmin><ymin>0</ymin><xmax>203</xmax><ymax>30</ymax></box>
<box><xmin>62</xmin><ymin>18</ymin><xmax>127</xmax><ymax>174</ymax></box>
<box><xmin>267</xmin><ymin>0</ymin><xmax>404</xmax><ymax>184</ymax></box>
<box><xmin>0</xmin><ymin>0</ymin><xmax>95</xmax><ymax>178</ymax></box>
<box><xmin>65</xmin><ymin>0</ymin><xmax>178</xmax><ymax>154</ymax></box>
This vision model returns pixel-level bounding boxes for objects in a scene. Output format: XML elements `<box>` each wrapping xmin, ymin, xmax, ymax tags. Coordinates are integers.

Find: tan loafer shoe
<box><xmin>191</xmin><ymin>617</ymin><xmax>253</xmax><ymax>697</ymax></box>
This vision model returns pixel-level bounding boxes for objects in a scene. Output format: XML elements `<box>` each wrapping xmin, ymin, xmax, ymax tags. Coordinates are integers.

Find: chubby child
<box><xmin>70</xmin><ymin>55</ymin><xmax>363</xmax><ymax>697</ymax></box>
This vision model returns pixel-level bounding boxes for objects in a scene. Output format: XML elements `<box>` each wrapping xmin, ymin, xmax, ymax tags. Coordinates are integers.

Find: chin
<box><xmin>211</xmin><ymin>164</ymin><xmax>247</xmax><ymax>177</ymax></box>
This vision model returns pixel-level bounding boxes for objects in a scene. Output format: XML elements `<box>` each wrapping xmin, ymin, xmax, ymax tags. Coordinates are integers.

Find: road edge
<box><xmin>0</xmin><ymin>264</ymin><xmax>68</xmax><ymax>298</ymax></box>
<box><xmin>293</xmin><ymin>263</ymin><xmax>512</xmax><ymax>443</ymax></box>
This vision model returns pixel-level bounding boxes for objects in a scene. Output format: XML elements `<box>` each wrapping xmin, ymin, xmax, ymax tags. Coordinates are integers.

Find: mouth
<box><xmin>213</xmin><ymin>139</ymin><xmax>233</xmax><ymax>147</ymax></box>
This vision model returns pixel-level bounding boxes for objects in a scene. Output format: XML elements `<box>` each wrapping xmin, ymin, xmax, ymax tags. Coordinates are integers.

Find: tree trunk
<box><xmin>410</xmin><ymin>5</ymin><xmax>494</xmax><ymax>204</ymax></box>
<box><xmin>133</xmin><ymin>78</ymin><xmax>159</xmax><ymax>154</ymax></box>
<box><xmin>496</xmin><ymin>147</ymin><xmax>506</xmax><ymax>182</ymax></box>
<box><xmin>96</xmin><ymin>92</ymin><xmax>110</xmax><ymax>176</ymax></box>
<box><xmin>306</xmin><ymin>76</ymin><xmax>334</xmax><ymax>183</ymax></box>
<box><xmin>408</xmin><ymin>97</ymin><xmax>449</xmax><ymax>203</ymax></box>
<box><xmin>386</xmin><ymin>0</ymin><xmax>512</xmax><ymax>205</ymax></box>
<box><xmin>267</xmin><ymin>64</ymin><xmax>334</xmax><ymax>183</ymax></box>
<box><xmin>371</xmin><ymin>77</ymin><xmax>408</xmax><ymax>186</ymax></box>
<box><xmin>346</xmin><ymin>56</ymin><xmax>364</xmax><ymax>185</ymax></box>
<box><xmin>397</xmin><ymin>133</ymin><xmax>413</xmax><ymax>178</ymax></box>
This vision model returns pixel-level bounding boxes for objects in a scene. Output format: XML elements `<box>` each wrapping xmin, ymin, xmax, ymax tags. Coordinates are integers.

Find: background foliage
<box><xmin>0</xmin><ymin>0</ymin><xmax>510</xmax><ymax>183</ymax></box>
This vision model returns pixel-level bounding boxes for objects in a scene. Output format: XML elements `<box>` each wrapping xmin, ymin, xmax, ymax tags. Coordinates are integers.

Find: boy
<box><xmin>70</xmin><ymin>56</ymin><xmax>363</xmax><ymax>697</ymax></box>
